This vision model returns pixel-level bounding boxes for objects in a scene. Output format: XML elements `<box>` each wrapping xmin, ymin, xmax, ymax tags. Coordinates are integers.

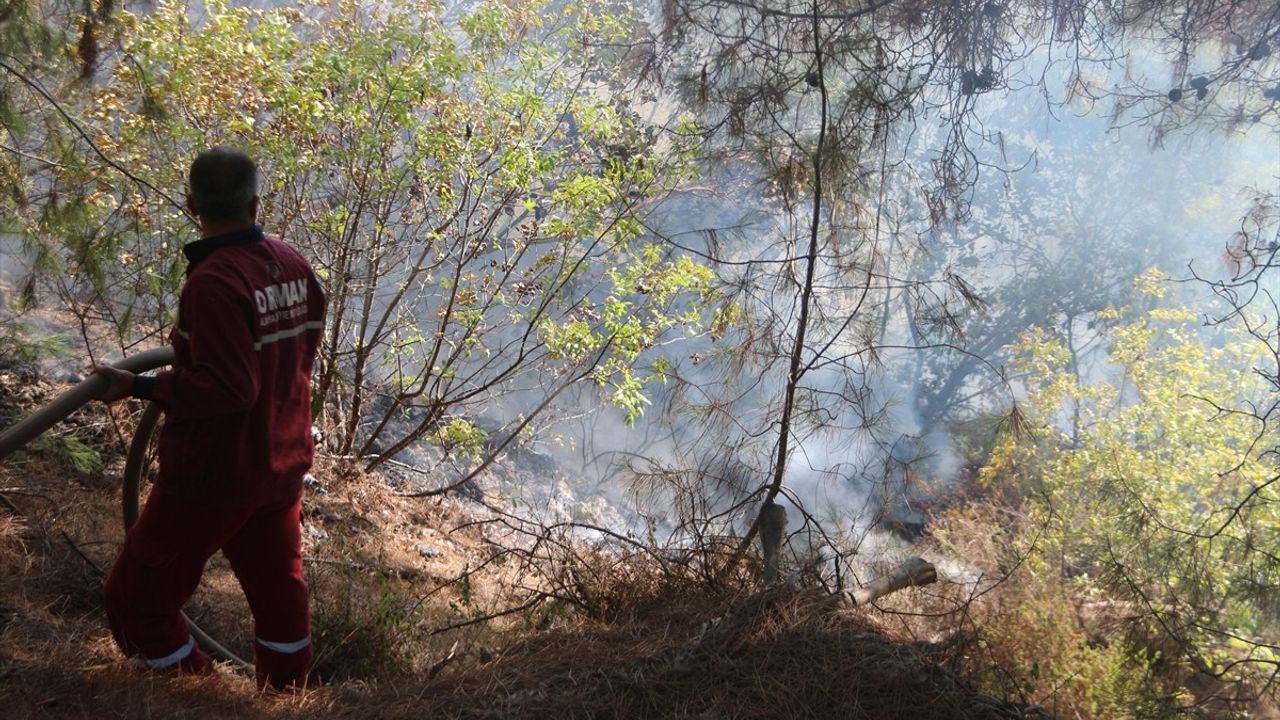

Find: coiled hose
<box><xmin>0</xmin><ymin>348</ymin><xmax>251</xmax><ymax>672</ymax></box>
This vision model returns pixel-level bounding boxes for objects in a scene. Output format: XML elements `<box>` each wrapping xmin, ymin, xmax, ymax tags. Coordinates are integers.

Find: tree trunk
<box><xmin>848</xmin><ymin>557</ymin><xmax>937</xmax><ymax>606</ymax></box>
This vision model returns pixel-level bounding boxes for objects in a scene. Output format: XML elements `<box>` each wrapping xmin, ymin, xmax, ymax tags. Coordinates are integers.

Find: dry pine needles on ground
<box><xmin>0</xmin><ymin>370</ymin><xmax>1033</xmax><ymax>720</ymax></box>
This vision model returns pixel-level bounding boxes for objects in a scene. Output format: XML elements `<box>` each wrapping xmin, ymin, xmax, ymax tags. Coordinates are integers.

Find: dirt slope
<box><xmin>0</xmin><ymin>369</ymin><xmax>1032</xmax><ymax>720</ymax></box>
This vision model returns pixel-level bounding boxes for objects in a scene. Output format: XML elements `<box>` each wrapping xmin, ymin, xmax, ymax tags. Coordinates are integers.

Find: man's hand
<box><xmin>92</xmin><ymin>365</ymin><xmax>135</xmax><ymax>403</ymax></box>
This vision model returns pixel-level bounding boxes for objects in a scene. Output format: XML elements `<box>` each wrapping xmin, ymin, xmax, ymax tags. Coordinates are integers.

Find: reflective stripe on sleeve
<box><xmin>256</xmin><ymin>635</ymin><xmax>311</xmax><ymax>654</ymax></box>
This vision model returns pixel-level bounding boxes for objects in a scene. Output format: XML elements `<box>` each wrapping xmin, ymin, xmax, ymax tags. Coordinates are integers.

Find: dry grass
<box><xmin>372</xmin><ymin>585</ymin><xmax>1014</xmax><ymax>720</ymax></box>
<box><xmin>0</xmin><ymin>372</ymin><xmax>1028</xmax><ymax>720</ymax></box>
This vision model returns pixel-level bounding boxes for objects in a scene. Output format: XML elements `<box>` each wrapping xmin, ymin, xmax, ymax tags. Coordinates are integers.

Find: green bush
<box><xmin>308</xmin><ymin>566</ymin><xmax>419</xmax><ymax>682</ymax></box>
<box><xmin>960</xmin><ymin>277</ymin><xmax>1278</xmax><ymax>716</ymax></box>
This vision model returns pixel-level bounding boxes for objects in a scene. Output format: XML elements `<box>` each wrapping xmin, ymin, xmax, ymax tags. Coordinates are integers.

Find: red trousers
<box><xmin>103</xmin><ymin>488</ymin><xmax>311</xmax><ymax>689</ymax></box>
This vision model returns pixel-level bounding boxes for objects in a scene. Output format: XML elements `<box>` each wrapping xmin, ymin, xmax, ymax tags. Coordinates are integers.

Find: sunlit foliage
<box><xmin>3</xmin><ymin>0</ymin><xmax>714</xmax><ymax>460</ymax></box>
<box><xmin>982</xmin><ymin>273</ymin><xmax>1280</xmax><ymax>708</ymax></box>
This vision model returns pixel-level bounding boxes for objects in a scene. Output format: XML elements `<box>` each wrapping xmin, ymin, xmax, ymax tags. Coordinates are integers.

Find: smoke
<box><xmin>498</xmin><ymin>37</ymin><xmax>1279</xmax><ymax>556</ymax></box>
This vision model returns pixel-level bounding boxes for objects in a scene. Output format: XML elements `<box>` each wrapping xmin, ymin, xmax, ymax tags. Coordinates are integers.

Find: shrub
<box><xmin>308</xmin><ymin>565</ymin><xmax>419</xmax><ymax>682</ymax></box>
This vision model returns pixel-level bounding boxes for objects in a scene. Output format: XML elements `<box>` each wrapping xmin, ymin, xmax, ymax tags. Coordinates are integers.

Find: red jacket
<box><xmin>134</xmin><ymin>227</ymin><xmax>325</xmax><ymax>505</ymax></box>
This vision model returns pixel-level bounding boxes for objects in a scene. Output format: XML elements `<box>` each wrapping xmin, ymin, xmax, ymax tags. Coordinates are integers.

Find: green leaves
<box><xmin>0</xmin><ymin>0</ymin><xmax>718</xmax><ymax>472</ymax></box>
<box><xmin>434</xmin><ymin>417</ymin><xmax>488</xmax><ymax>459</ymax></box>
<box><xmin>988</xmin><ymin>291</ymin><xmax>1280</xmax><ymax>691</ymax></box>
<box><xmin>54</xmin><ymin>0</ymin><xmax>716</xmax><ymax>456</ymax></box>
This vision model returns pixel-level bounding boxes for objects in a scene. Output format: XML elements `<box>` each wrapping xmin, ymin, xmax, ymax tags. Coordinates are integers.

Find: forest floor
<box><xmin>0</xmin><ymin>366</ymin><xmax>1040</xmax><ymax>719</ymax></box>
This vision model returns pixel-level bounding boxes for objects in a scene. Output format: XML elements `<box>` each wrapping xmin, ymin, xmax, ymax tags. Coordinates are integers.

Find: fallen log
<box><xmin>847</xmin><ymin>556</ymin><xmax>937</xmax><ymax>606</ymax></box>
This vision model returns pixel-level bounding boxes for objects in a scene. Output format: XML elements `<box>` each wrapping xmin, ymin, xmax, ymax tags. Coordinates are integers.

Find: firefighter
<box><xmin>93</xmin><ymin>147</ymin><xmax>325</xmax><ymax>690</ymax></box>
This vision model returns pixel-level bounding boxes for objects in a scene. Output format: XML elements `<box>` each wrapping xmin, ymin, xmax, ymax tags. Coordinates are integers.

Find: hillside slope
<box><xmin>0</xmin><ymin>368</ymin><xmax>1035</xmax><ymax>719</ymax></box>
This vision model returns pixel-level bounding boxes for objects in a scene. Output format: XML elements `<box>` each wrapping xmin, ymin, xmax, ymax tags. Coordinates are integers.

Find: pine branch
<box><xmin>0</xmin><ymin>56</ymin><xmax>193</xmax><ymax>220</ymax></box>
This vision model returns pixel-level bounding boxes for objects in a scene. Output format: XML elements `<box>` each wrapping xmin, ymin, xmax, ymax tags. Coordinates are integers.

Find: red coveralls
<box><xmin>103</xmin><ymin>226</ymin><xmax>325</xmax><ymax>689</ymax></box>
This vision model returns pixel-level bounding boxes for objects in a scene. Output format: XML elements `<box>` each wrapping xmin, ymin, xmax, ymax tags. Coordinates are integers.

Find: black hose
<box><xmin>120</xmin><ymin>400</ymin><xmax>252</xmax><ymax>672</ymax></box>
<box><xmin>0</xmin><ymin>348</ymin><xmax>174</xmax><ymax>461</ymax></box>
<box><xmin>121</xmin><ymin>401</ymin><xmax>162</xmax><ymax>530</ymax></box>
<box><xmin>0</xmin><ymin>348</ymin><xmax>252</xmax><ymax>673</ymax></box>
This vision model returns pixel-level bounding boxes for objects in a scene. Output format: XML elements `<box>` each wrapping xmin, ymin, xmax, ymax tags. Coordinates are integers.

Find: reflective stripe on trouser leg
<box><xmin>221</xmin><ymin>490</ymin><xmax>311</xmax><ymax>689</ymax></box>
<box><xmin>142</xmin><ymin>636</ymin><xmax>195</xmax><ymax>669</ymax></box>
<box><xmin>257</xmin><ymin>635</ymin><xmax>310</xmax><ymax>654</ymax></box>
<box><xmin>222</xmin><ymin>491</ymin><xmax>309</xmax><ymax>647</ymax></box>
<box><xmin>103</xmin><ymin>491</ymin><xmax>251</xmax><ymax>663</ymax></box>
<box><xmin>254</xmin><ymin>638</ymin><xmax>313</xmax><ymax>690</ymax></box>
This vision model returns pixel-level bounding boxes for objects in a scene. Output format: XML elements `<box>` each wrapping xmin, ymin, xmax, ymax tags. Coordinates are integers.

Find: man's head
<box><xmin>187</xmin><ymin>146</ymin><xmax>259</xmax><ymax>230</ymax></box>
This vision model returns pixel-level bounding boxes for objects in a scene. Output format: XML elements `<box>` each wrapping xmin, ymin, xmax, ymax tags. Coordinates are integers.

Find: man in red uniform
<box><xmin>94</xmin><ymin>147</ymin><xmax>325</xmax><ymax>690</ymax></box>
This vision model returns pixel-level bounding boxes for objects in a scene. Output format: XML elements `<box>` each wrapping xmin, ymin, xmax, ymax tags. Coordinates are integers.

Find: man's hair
<box><xmin>189</xmin><ymin>146</ymin><xmax>258</xmax><ymax>223</ymax></box>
